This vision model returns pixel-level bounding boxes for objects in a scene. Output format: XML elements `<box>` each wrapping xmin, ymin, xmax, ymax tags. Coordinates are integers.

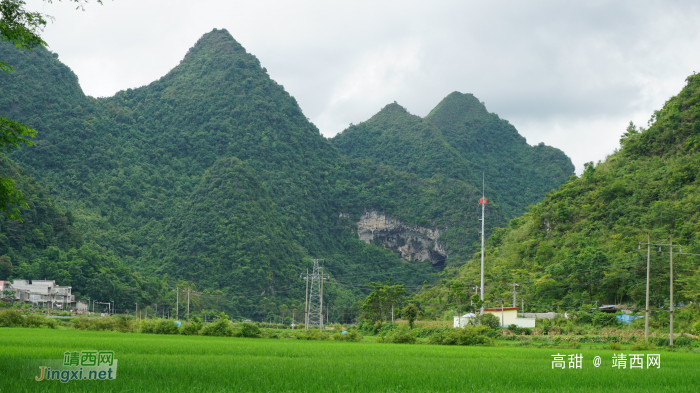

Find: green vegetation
<box><xmin>0</xmin><ymin>29</ymin><xmax>513</xmax><ymax>319</ymax></box>
<box><xmin>332</xmin><ymin>93</ymin><xmax>575</xmax><ymax>221</ymax></box>
<box><xmin>1</xmin><ymin>328</ymin><xmax>699</xmax><ymax>392</ymax></box>
<box><xmin>416</xmin><ymin>73</ymin><xmax>700</xmax><ymax>315</ymax></box>
<box><xmin>0</xmin><ymin>23</ymin><xmax>575</xmax><ymax>325</ymax></box>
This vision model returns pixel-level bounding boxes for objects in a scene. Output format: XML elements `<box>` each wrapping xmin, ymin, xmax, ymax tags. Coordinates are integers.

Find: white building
<box><xmin>3</xmin><ymin>279</ymin><xmax>75</xmax><ymax>308</ymax></box>
<box><xmin>453</xmin><ymin>307</ymin><xmax>536</xmax><ymax>328</ymax></box>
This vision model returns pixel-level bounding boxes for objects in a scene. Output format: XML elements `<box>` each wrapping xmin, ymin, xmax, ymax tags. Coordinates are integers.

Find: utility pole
<box><xmin>176</xmin><ymin>287</ymin><xmax>179</xmax><ymax>321</ymax></box>
<box><xmin>320</xmin><ymin>266</ymin><xmax>324</xmax><ymax>330</ymax></box>
<box><xmin>135</xmin><ymin>302</ymin><xmax>138</xmax><ymax>320</ymax></box>
<box><xmin>187</xmin><ymin>287</ymin><xmax>190</xmax><ymax>321</ymax></box>
<box><xmin>643</xmin><ymin>234</ymin><xmax>651</xmax><ymax>342</ymax></box>
<box><xmin>501</xmin><ymin>299</ymin><xmax>504</xmax><ymax>327</ymax></box>
<box><xmin>479</xmin><ymin>173</ymin><xmax>487</xmax><ymax>315</ymax></box>
<box><xmin>510</xmin><ymin>283</ymin><xmax>519</xmax><ymax>308</ymax></box>
<box><xmin>304</xmin><ymin>268</ymin><xmax>309</xmax><ymax>329</ymax></box>
<box><xmin>639</xmin><ymin>236</ymin><xmax>690</xmax><ymax>345</ymax></box>
<box><xmin>670</xmin><ymin>237</ymin><xmax>674</xmax><ymax>346</ymax></box>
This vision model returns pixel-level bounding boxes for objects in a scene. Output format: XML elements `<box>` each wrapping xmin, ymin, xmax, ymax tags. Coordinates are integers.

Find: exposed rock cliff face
<box><xmin>353</xmin><ymin>211</ymin><xmax>448</xmax><ymax>268</ymax></box>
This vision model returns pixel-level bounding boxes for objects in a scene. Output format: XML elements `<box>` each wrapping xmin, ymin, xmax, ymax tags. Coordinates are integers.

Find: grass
<box><xmin>1</xmin><ymin>328</ymin><xmax>699</xmax><ymax>392</ymax></box>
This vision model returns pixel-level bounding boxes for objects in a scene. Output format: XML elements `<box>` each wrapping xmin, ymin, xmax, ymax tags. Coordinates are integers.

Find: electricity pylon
<box><xmin>306</xmin><ymin>259</ymin><xmax>324</xmax><ymax>329</ymax></box>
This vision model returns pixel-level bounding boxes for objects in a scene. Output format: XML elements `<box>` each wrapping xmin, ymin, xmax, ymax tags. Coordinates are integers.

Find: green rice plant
<box><xmin>2</xmin><ymin>328</ymin><xmax>700</xmax><ymax>392</ymax></box>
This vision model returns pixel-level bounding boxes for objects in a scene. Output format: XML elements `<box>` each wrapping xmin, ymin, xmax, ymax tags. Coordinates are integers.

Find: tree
<box><xmin>447</xmin><ymin>280</ymin><xmax>467</xmax><ymax>314</ymax></box>
<box><xmin>361</xmin><ymin>280</ymin><xmax>405</xmax><ymax>324</ymax></box>
<box><xmin>403</xmin><ymin>303</ymin><xmax>418</xmax><ymax>329</ymax></box>
<box><xmin>0</xmin><ymin>0</ymin><xmax>103</xmax><ymax>219</ymax></box>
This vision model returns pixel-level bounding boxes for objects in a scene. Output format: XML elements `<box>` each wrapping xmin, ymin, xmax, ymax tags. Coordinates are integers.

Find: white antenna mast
<box><xmin>480</xmin><ymin>173</ymin><xmax>486</xmax><ymax>314</ymax></box>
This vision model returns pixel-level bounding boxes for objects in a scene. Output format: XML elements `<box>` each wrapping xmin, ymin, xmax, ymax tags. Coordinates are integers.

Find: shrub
<box><xmin>431</xmin><ymin>326</ymin><xmax>493</xmax><ymax>346</ymax></box>
<box><xmin>181</xmin><ymin>322</ymin><xmax>201</xmax><ymax>336</ymax></box>
<box><xmin>630</xmin><ymin>341</ymin><xmax>657</xmax><ymax>351</ymax></box>
<box><xmin>140</xmin><ymin>319</ymin><xmax>156</xmax><ymax>333</ymax></box>
<box><xmin>73</xmin><ymin>316</ymin><xmax>139</xmax><ymax>333</ymax></box>
<box><xmin>593</xmin><ymin>313</ymin><xmax>620</xmax><ymax>327</ymax></box>
<box><xmin>574</xmin><ymin>312</ymin><xmax>593</xmax><ymax>325</ymax></box>
<box><xmin>674</xmin><ymin>336</ymin><xmax>694</xmax><ymax>347</ymax></box>
<box><xmin>382</xmin><ymin>326</ymin><xmax>416</xmax><ymax>344</ymax></box>
<box><xmin>0</xmin><ymin>309</ymin><xmax>24</xmax><ymax>327</ymax></box>
<box><xmin>470</xmin><ymin>313</ymin><xmax>500</xmax><ymax>329</ymax></box>
<box><xmin>237</xmin><ymin>322</ymin><xmax>261</xmax><ymax>338</ymax></box>
<box><xmin>332</xmin><ymin>330</ymin><xmax>363</xmax><ymax>342</ymax></box>
<box><xmin>609</xmin><ymin>342</ymin><xmax>622</xmax><ymax>350</ymax></box>
<box><xmin>291</xmin><ymin>329</ymin><xmax>324</xmax><ymax>340</ymax></box>
<box><xmin>201</xmin><ymin>312</ymin><xmax>233</xmax><ymax>337</ymax></box>
<box><xmin>154</xmin><ymin>319</ymin><xmax>180</xmax><ymax>334</ymax></box>
<box><xmin>692</xmin><ymin>320</ymin><xmax>700</xmax><ymax>336</ymax></box>
<box><xmin>24</xmin><ymin>314</ymin><xmax>55</xmax><ymax>328</ymax></box>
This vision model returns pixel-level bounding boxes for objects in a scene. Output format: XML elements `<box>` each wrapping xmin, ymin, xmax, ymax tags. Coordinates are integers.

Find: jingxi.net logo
<box><xmin>35</xmin><ymin>350</ymin><xmax>118</xmax><ymax>383</ymax></box>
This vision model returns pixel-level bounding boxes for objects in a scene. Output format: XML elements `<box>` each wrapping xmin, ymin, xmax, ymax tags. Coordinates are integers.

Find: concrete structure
<box><xmin>3</xmin><ymin>279</ymin><xmax>75</xmax><ymax>308</ymax></box>
<box><xmin>453</xmin><ymin>313</ymin><xmax>477</xmax><ymax>328</ymax></box>
<box><xmin>484</xmin><ymin>307</ymin><xmax>533</xmax><ymax>327</ymax></box>
<box><xmin>519</xmin><ymin>312</ymin><xmax>566</xmax><ymax>320</ymax></box>
<box><xmin>453</xmin><ymin>308</ymin><xmax>536</xmax><ymax>328</ymax></box>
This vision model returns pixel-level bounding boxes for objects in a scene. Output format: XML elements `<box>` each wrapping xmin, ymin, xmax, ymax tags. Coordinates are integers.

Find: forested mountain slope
<box><xmin>332</xmin><ymin>93</ymin><xmax>574</xmax><ymax>221</ymax></box>
<box><xmin>0</xmin><ymin>154</ymin><xmax>152</xmax><ymax>303</ymax></box>
<box><xmin>0</xmin><ymin>29</ymin><xmax>503</xmax><ymax>318</ymax></box>
<box><xmin>425</xmin><ymin>93</ymin><xmax>574</xmax><ymax>219</ymax></box>
<box><xmin>415</xmin><ymin>74</ymin><xmax>700</xmax><ymax>316</ymax></box>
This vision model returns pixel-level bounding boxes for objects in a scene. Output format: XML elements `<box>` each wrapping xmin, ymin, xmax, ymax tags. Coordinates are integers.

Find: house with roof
<box><xmin>1</xmin><ymin>279</ymin><xmax>75</xmax><ymax>308</ymax></box>
<box><xmin>454</xmin><ymin>307</ymin><xmax>536</xmax><ymax>328</ymax></box>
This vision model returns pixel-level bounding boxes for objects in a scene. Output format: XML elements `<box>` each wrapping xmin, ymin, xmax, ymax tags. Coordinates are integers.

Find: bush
<box><xmin>181</xmin><ymin>321</ymin><xmax>202</xmax><ymax>336</ymax></box>
<box><xmin>201</xmin><ymin>312</ymin><xmax>233</xmax><ymax>337</ymax></box>
<box><xmin>358</xmin><ymin>320</ymin><xmax>382</xmax><ymax>335</ymax></box>
<box><xmin>673</xmin><ymin>336</ymin><xmax>694</xmax><ymax>347</ymax></box>
<box><xmin>291</xmin><ymin>329</ymin><xmax>325</xmax><ymax>340</ymax></box>
<box><xmin>332</xmin><ymin>330</ymin><xmax>363</xmax><ymax>342</ymax></box>
<box><xmin>140</xmin><ymin>319</ymin><xmax>156</xmax><ymax>333</ymax></box>
<box><xmin>430</xmin><ymin>326</ymin><xmax>493</xmax><ymax>346</ymax></box>
<box><xmin>470</xmin><ymin>313</ymin><xmax>500</xmax><ymax>329</ymax></box>
<box><xmin>574</xmin><ymin>312</ymin><xmax>592</xmax><ymax>325</ymax></box>
<box><xmin>593</xmin><ymin>313</ymin><xmax>620</xmax><ymax>327</ymax></box>
<box><xmin>381</xmin><ymin>326</ymin><xmax>416</xmax><ymax>344</ymax></box>
<box><xmin>0</xmin><ymin>309</ymin><xmax>24</xmax><ymax>327</ymax></box>
<box><xmin>72</xmin><ymin>316</ymin><xmax>139</xmax><ymax>333</ymax></box>
<box><xmin>630</xmin><ymin>341</ymin><xmax>656</xmax><ymax>351</ymax></box>
<box><xmin>692</xmin><ymin>320</ymin><xmax>700</xmax><ymax>336</ymax></box>
<box><xmin>609</xmin><ymin>342</ymin><xmax>622</xmax><ymax>350</ymax></box>
<box><xmin>236</xmin><ymin>322</ymin><xmax>261</xmax><ymax>338</ymax></box>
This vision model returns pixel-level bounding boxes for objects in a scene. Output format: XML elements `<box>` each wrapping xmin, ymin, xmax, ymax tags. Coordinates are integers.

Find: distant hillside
<box><xmin>0</xmin><ymin>153</ymin><xmax>151</xmax><ymax>305</ymax></box>
<box><xmin>331</xmin><ymin>93</ymin><xmax>575</xmax><ymax>220</ymax></box>
<box><xmin>0</xmin><ymin>29</ymin><xmax>506</xmax><ymax>320</ymax></box>
<box><xmin>414</xmin><ymin>74</ymin><xmax>700</xmax><ymax>316</ymax></box>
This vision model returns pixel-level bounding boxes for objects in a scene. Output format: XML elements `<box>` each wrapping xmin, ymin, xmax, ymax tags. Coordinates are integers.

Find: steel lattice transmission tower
<box><xmin>305</xmin><ymin>259</ymin><xmax>324</xmax><ymax>329</ymax></box>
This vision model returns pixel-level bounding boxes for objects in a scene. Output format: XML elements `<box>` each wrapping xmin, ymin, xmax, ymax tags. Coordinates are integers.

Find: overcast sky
<box><xmin>24</xmin><ymin>0</ymin><xmax>700</xmax><ymax>174</ymax></box>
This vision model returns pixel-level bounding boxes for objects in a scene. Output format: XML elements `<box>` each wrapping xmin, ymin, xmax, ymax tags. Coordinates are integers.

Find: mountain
<box><xmin>331</xmin><ymin>93</ymin><xmax>575</xmax><ymax>220</ymax></box>
<box><xmin>425</xmin><ymin>92</ymin><xmax>575</xmax><ymax>218</ymax></box>
<box><xmin>331</xmin><ymin>103</ymin><xmax>475</xmax><ymax>184</ymax></box>
<box><xmin>1</xmin><ymin>29</ymin><xmax>513</xmax><ymax>319</ymax></box>
<box><xmin>0</xmin><ymin>153</ymin><xmax>152</xmax><ymax>303</ymax></box>
<box><xmin>414</xmin><ymin>74</ymin><xmax>700</xmax><ymax>317</ymax></box>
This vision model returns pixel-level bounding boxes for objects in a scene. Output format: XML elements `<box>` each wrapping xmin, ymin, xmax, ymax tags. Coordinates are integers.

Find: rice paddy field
<box><xmin>1</xmin><ymin>328</ymin><xmax>698</xmax><ymax>392</ymax></box>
